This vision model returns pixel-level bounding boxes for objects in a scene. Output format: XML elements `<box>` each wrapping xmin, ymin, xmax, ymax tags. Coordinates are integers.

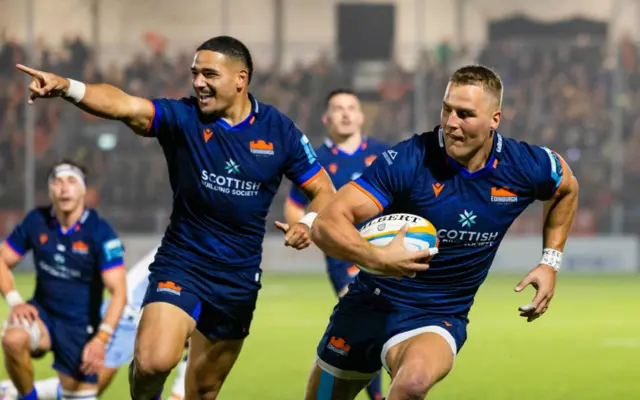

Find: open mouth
<box><xmin>198</xmin><ymin>93</ymin><xmax>214</xmax><ymax>104</ymax></box>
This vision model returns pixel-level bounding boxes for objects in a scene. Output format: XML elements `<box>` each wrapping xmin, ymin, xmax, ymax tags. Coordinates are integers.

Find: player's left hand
<box><xmin>81</xmin><ymin>337</ymin><xmax>106</xmax><ymax>375</ymax></box>
<box><xmin>514</xmin><ymin>264</ymin><xmax>557</xmax><ymax>322</ymax></box>
<box><xmin>274</xmin><ymin>221</ymin><xmax>312</xmax><ymax>250</ymax></box>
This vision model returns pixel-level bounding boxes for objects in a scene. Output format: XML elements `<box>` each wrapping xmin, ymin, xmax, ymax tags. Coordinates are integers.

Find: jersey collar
<box><xmin>50</xmin><ymin>207</ymin><xmax>90</xmax><ymax>236</ymax></box>
<box><xmin>437</xmin><ymin>126</ymin><xmax>503</xmax><ymax>178</ymax></box>
<box><xmin>215</xmin><ymin>93</ymin><xmax>259</xmax><ymax>132</ymax></box>
<box><xmin>324</xmin><ymin>137</ymin><xmax>368</xmax><ymax>156</ymax></box>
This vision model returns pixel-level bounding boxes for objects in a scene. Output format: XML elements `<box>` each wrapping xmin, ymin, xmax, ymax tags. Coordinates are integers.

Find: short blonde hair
<box><xmin>450</xmin><ymin>64</ymin><xmax>503</xmax><ymax>108</ymax></box>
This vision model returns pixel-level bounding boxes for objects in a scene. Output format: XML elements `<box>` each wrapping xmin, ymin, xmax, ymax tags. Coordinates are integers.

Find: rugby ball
<box><xmin>357</xmin><ymin>213</ymin><xmax>439</xmax><ymax>276</ymax></box>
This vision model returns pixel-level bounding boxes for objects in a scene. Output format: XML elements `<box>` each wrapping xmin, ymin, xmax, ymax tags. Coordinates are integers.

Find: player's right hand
<box><xmin>15</xmin><ymin>64</ymin><xmax>70</xmax><ymax>105</ymax></box>
<box><xmin>370</xmin><ymin>224</ymin><xmax>436</xmax><ymax>278</ymax></box>
<box><xmin>9</xmin><ymin>303</ymin><xmax>39</xmax><ymax>325</ymax></box>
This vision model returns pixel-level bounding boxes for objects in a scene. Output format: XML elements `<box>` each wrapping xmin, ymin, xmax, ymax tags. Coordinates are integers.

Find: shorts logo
<box><xmin>249</xmin><ymin>140</ymin><xmax>275</xmax><ymax>156</ymax></box>
<box><xmin>39</xmin><ymin>234</ymin><xmax>48</xmax><ymax>244</ymax></box>
<box><xmin>328</xmin><ymin>163</ymin><xmax>338</xmax><ymax>174</ymax></box>
<box><xmin>327</xmin><ymin>336</ymin><xmax>351</xmax><ymax>356</ymax></box>
<box><xmin>157</xmin><ymin>281</ymin><xmax>182</xmax><ymax>296</ymax></box>
<box><xmin>72</xmin><ymin>240</ymin><xmax>89</xmax><ymax>255</ymax></box>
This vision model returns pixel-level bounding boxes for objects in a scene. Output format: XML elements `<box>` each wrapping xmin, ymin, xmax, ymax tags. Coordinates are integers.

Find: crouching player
<box><xmin>305</xmin><ymin>65</ymin><xmax>579</xmax><ymax>399</ymax></box>
<box><xmin>2</xmin><ymin>247</ymin><xmax>189</xmax><ymax>400</ymax></box>
<box><xmin>0</xmin><ymin>161</ymin><xmax>127</xmax><ymax>400</ymax></box>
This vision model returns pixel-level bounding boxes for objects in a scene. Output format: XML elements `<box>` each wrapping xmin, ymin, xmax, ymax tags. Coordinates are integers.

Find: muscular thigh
<box><xmin>135</xmin><ymin>302</ymin><xmax>196</xmax><ymax>365</ymax></box>
<box><xmin>385</xmin><ymin>332</ymin><xmax>455</xmax><ymax>382</ymax></box>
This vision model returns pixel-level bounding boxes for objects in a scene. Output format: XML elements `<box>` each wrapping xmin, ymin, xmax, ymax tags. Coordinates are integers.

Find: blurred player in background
<box><xmin>16</xmin><ymin>35</ymin><xmax>336</xmax><ymax>400</ymax></box>
<box><xmin>284</xmin><ymin>89</ymin><xmax>389</xmax><ymax>400</ymax></box>
<box><xmin>0</xmin><ymin>160</ymin><xmax>127</xmax><ymax>400</ymax></box>
<box><xmin>1</xmin><ymin>247</ymin><xmax>189</xmax><ymax>400</ymax></box>
<box><xmin>304</xmin><ymin>65</ymin><xmax>579</xmax><ymax>399</ymax></box>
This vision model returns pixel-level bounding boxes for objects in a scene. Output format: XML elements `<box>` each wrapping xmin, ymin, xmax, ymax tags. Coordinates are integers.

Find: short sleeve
<box><xmin>143</xmin><ymin>98</ymin><xmax>185</xmax><ymax>141</ymax></box>
<box><xmin>283</xmin><ymin>122</ymin><xmax>323</xmax><ymax>188</ymax></box>
<box><xmin>288</xmin><ymin>184</ymin><xmax>309</xmax><ymax>207</ymax></box>
<box><xmin>349</xmin><ymin>139</ymin><xmax>417</xmax><ymax>211</ymax></box>
<box><xmin>527</xmin><ymin>146</ymin><xmax>566</xmax><ymax>201</ymax></box>
<box><xmin>3</xmin><ymin>213</ymin><xmax>35</xmax><ymax>257</ymax></box>
<box><xmin>95</xmin><ymin>221</ymin><xmax>125</xmax><ymax>272</ymax></box>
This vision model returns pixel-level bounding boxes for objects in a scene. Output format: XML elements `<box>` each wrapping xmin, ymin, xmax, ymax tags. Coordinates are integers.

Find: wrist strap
<box><xmin>541</xmin><ymin>248</ymin><xmax>562</xmax><ymax>272</ymax></box>
<box><xmin>5</xmin><ymin>290</ymin><xmax>24</xmax><ymax>308</ymax></box>
<box><xmin>299</xmin><ymin>212</ymin><xmax>317</xmax><ymax>229</ymax></box>
<box><xmin>64</xmin><ymin>79</ymin><xmax>86</xmax><ymax>103</ymax></box>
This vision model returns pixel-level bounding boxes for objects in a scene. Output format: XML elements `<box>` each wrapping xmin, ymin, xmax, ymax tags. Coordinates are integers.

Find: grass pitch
<box><xmin>1</xmin><ymin>272</ymin><xmax>639</xmax><ymax>399</ymax></box>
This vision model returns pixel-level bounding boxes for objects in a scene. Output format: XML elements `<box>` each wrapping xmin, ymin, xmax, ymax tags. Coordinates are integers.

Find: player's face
<box><xmin>441</xmin><ymin>83</ymin><xmax>501</xmax><ymax>161</ymax></box>
<box><xmin>191</xmin><ymin>50</ymin><xmax>249</xmax><ymax>114</ymax></box>
<box><xmin>49</xmin><ymin>176</ymin><xmax>85</xmax><ymax>213</ymax></box>
<box><xmin>323</xmin><ymin>94</ymin><xmax>365</xmax><ymax>139</ymax></box>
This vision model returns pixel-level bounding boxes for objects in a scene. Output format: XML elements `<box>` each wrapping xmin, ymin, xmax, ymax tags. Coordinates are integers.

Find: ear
<box><xmin>237</xmin><ymin>69</ymin><xmax>249</xmax><ymax>91</ymax></box>
<box><xmin>321</xmin><ymin>112</ymin><xmax>329</xmax><ymax>126</ymax></box>
<box><xmin>490</xmin><ymin>109</ymin><xmax>501</xmax><ymax>131</ymax></box>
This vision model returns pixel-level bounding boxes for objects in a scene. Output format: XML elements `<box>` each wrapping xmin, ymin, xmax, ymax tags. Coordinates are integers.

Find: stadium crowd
<box><xmin>1</xmin><ymin>33</ymin><xmax>638</xmax><ymax>233</ymax></box>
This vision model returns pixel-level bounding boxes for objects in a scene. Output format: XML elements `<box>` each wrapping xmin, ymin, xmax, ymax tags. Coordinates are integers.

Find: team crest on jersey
<box><xmin>72</xmin><ymin>240</ymin><xmax>89</xmax><ymax>255</ymax></box>
<box><xmin>249</xmin><ymin>140</ymin><xmax>274</xmax><ymax>156</ymax></box>
<box><xmin>490</xmin><ymin>187</ymin><xmax>518</xmax><ymax>203</ymax></box>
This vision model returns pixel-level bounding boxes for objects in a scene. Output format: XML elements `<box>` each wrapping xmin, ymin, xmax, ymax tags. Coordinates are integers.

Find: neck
<box><xmin>330</xmin><ymin>132</ymin><xmax>363</xmax><ymax>154</ymax></box>
<box><xmin>452</xmin><ymin>133</ymin><xmax>495</xmax><ymax>173</ymax></box>
<box><xmin>221</xmin><ymin>94</ymin><xmax>252</xmax><ymax>126</ymax></box>
<box><xmin>55</xmin><ymin>206</ymin><xmax>84</xmax><ymax>233</ymax></box>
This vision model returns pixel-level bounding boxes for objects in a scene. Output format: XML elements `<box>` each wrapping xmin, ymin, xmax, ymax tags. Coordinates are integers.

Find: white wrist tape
<box><xmin>540</xmin><ymin>248</ymin><xmax>562</xmax><ymax>271</ymax></box>
<box><xmin>99</xmin><ymin>323</ymin><xmax>114</xmax><ymax>335</ymax></box>
<box><xmin>64</xmin><ymin>79</ymin><xmax>86</xmax><ymax>103</ymax></box>
<box><xmin>5</xmin><ymin>290</ymin><xmax>24</xmax><ymax>308</ymax></box>
<box><xmin>299</xmin><ymin>212</ymin><xmax>318</xmax><ymax>229</ymax></box>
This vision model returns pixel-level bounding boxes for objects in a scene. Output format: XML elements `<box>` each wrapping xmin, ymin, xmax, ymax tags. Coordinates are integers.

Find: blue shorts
<box><xmin>326</xmin><ymin>257</ymin><xmax>360</xmax><ymax>295</ymax></box>
<box><xmin>30</xmin><ymin>301</ymin><xmax>98</xmax><ymax>383</ymax></box>
<box><xmin>141</xmin><ymin>267</ymin><xmax>259</xmax><ymax>340</ymax></box>
<box><xmin>101</xmin><ymin>300</ymin><xmax>138</xmax><ymax>369</ymax></box>
<box><xmin>316</xmin><ymin>280</ymin><xmax>468</xmax><ymax>379</ymax></box>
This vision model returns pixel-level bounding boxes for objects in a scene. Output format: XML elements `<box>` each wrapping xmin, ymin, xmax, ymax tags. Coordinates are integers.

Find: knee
<box><xmin>393</xmin><ymin>370</ymin><xmax>434</xmax><ymax>400</ymax></box>
<box><xmin>133</xmin><ymin>348</ymin><xmax>179</xmax><ymax>378</ymax></box>
<box><xmin>2</xmin><ymin>328</ymin><xmax>30</xmax><ymax>356</ymax></box>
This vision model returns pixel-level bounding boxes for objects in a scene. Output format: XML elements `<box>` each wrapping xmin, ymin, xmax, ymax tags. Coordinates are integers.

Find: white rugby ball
<box><xmin>357</xmin><ymin>213</ymin><xmax>439</xmax><ymax>276</ymax></box>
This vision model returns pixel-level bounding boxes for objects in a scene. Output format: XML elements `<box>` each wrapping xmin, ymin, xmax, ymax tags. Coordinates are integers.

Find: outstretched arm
<box><xmin>16</xmin><ymin>64</ymin><xmax>154</xmax><ymax>136</ymax></box>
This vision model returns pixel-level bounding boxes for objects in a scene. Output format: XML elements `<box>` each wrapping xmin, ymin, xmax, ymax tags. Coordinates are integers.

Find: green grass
<box><xmin>1</xmin><ymin>273</ymin><xmax>640</xmax><ymax>399</ymax></box>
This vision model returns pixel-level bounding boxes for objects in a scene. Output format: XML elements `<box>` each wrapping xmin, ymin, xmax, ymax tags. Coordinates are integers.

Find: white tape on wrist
<box><xmin>540</xmin><ymin>248</ymin><xmax>562</xmax><ymax>272</ymax></box>
<box><xmin>5</xmin><ymin>290</ymin><xmax>24</xmax><ymax>308</ymax></box>
<box><xmin>64</xmin><ymin>79</ymin><xmax>86</xmax><ymax>103</ymax></box>
<box><xmin>299</xmin><ymin>212</ymin><xmax>317</xmax><ymax>229</ymax></box>
<box><xmin>99</xmin><ymin>323</ymin><xmax>114</xmax><ymax>335</ymax></box>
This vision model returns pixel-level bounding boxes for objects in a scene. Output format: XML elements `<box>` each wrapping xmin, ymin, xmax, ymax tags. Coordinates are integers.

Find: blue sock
<box><xmin>366</xmin><ymin>372</ymin><xmax>382</xmax><ymax>400</ymax></box>
<box><xmin>18</xmin><ymin>387</ymin><xmax>38</xmax><ymax>400</ymax></box>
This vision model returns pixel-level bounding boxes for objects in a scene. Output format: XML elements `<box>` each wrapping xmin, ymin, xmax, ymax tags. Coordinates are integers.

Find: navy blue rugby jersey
<box><xmin>350</xmin><ymin>126</ymin><xmax>566</xmax><ymax>318</ymax></box>
<box><xmin>5</xmin><ymin>207</ymin><xmax>124</xmax><ymax>325</ymax></box>
<box><xmin>143</xmin><ymin>94</ymin><xmax>323</xmax><ymax>275</ymax></box>
<box><xmin>288</xmin><ymin>137</ymin><xmax>389</xmax><ymax>207</ymax></box>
